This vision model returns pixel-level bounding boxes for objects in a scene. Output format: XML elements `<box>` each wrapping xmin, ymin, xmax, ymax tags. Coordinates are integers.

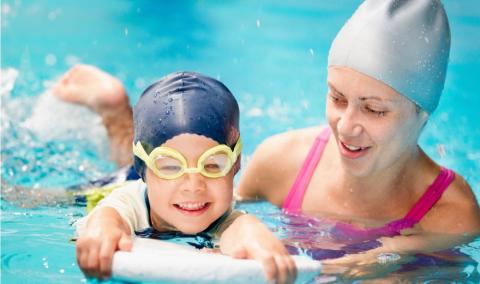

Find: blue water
<box><xmin>1</xmin><ymin>0</ymin><xmax>480</xmax><ymax>283</ymax></box>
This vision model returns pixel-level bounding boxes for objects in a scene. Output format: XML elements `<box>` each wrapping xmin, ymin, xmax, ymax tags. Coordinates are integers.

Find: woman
<box><xmin>236</xmin><ymin>0</ymin><xmax>480</xmax><ymax>262</ymax></box>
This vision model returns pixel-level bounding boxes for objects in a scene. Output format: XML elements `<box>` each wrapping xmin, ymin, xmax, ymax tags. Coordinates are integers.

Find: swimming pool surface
<box><xmin>2</xmin><ymin>0</ymin><xmax>480</xmax><ymax>283</ymax></box>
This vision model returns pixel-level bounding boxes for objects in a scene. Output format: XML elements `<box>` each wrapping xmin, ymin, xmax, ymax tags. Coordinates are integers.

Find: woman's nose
<box><xmin>337</xmin><ymin>107</ymin><xmax>362</xmax><ymax>137</ymax></box>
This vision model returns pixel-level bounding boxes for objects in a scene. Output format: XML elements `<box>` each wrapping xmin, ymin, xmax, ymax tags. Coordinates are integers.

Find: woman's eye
<box><xmin>329</xmin><ymin>93</ymin><xmax>346</xmax><ymax>105</ymax></box>
<box><xmin>366</xmin><ymin>107</ymin><xmax>387</xmax><ymax>117</ymax></box>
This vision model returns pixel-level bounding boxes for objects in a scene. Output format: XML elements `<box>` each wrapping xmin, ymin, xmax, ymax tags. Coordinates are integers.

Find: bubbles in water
<box><xmin>64</xmin><ymin>55</ymin><xmax>80</xmax><ymax>66</ymax></box>
<box><xmin>45</xmin><ymin>54</ymin><xmax>57</xmax><ymax>66</ymax></box>
<box><xmin>47</xmin><ymin>8</ymin><xmax>61</xmax><ymax>21</ymax></box>
<box><xmin>246</xmin><ymin>107</ymin><xmax>263</xmax><ymax>117</ymax></box>
<box><xmin>1</xmin><ymin>3</ymin><xmax>11</xmax><ymax>14</ymax></box>
<box><xmin>135</xmin><ymin>78</ymin><xmax>146</xmax><ymax>89</ymax></box>
<box><xmin>437</xmin><ymin>144</ymin><xmax>446</xmax><ymax>158</ymax></box>
<box><xmin>377</xmin><ymin>252</ymin><xmax>401</xmax><ymax>264</ymax></box>
<box><xmin>1</xmin><ymin>68</ymin><xmax>19</xmax><ymax>96</ymax></box>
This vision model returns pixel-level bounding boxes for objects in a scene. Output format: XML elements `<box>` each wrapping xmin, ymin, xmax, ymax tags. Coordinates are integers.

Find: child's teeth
<box><xmin>178</xmin><ymin>202</ymin><xmax>206</xmax><ymax>210</ymax></box>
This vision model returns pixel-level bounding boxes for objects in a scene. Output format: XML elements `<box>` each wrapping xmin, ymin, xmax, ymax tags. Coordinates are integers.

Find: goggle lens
<box><xmin>154</xmin><ymin>155</ymin><xmax>183</xmax><ymax>176</ymax></box>
<box><xmin>133</xmin><ymin>137</ymin><xmax>242</xmax><ymax>180</ymax></box>
<box><xmin>201</xmin><ymin>153</ymin><xmax>230</xmax><ymax>174</ymax></box>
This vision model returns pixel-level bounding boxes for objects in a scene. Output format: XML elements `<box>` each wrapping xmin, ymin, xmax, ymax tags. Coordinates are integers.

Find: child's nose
<box><xmin>180</xmin><ymin>172</ymin><xmax>207</xmax><ymax>193</ymax></box>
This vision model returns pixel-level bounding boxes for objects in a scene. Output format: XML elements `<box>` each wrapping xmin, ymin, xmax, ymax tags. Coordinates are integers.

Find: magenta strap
<box><xmin>403</xmin><ymin>167</ymin><xmax>455</xmax><ymax>223</ymax></box>
<box><xmin>334</xmin><ymin>167</ymin><xmax>455</xmax><ymax>238</ymax></box>
<box><xmin>379</xmin><ymin>167</ymin><xmax>456</xmax><ymax>235</ymax></box>
<box><xmin>283</xmin><ymin>127</ymin><xmax>331</xmax><ymax>212</ymax></box>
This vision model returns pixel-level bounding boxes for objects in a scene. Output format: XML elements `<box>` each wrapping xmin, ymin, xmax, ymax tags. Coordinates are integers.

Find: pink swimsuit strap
<box><xmin>282</xmin><ymin>127</ymin><xmax>456</xmax><ymax>236</ymax></box>
<box><xmin>283</xmin><ymin>127</ymin><xmax>331</xmax><ymax>212</ymax></box>
<box><xmin>346</xmin><ymin>167</ymin><xmax>456</xmax><ymax>238</ymax></box>
<box><xmin>342</xmin><ymin>167</ymin><xmax>455</xmax><ymax>238</ymax></box>
<box><xmin>388</xmin><ymin>167</ymin><xmax>456</xmax><ymax>229</ymax></box>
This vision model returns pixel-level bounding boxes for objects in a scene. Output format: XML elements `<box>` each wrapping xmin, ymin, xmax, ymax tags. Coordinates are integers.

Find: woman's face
<box><xmin>145</xmin><ymin>133</ymin><xmax>234</xmax><ymax>234</ymax></box>
<box><xmin>326</xmin><ymin>66</ymin><xmax>427</xmax><ymax>177</ymax></box>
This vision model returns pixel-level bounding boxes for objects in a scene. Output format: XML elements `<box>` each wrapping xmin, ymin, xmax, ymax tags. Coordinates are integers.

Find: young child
<box><xmin>75</xmin><ymin>71</ymin><xmax>297</xmax><ymax>283</ymax></box>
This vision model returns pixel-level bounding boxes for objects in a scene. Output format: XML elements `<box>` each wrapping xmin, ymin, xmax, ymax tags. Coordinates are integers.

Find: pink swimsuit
<box><xmin>283</xmin><ymin>127</ymin><xmax>456</xmax><ymax>237</ymax></box>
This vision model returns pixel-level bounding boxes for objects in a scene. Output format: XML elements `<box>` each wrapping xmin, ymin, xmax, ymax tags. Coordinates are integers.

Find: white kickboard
<box><xmin>112</xmin><ymin>238</ymin><xmax>321</xmax><ymax>283</ymax></box>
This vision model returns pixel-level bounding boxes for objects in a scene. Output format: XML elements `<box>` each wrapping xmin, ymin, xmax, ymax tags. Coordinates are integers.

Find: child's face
<box><xmin>145</xmin><ymin>133</ymin><xmax>235</xmax><ymax>234</ymax></box>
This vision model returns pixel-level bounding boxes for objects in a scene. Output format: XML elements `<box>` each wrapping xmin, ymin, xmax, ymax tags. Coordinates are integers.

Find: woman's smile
<box><xmin>338</xmin><ymin>140</ymin><xmax>371</xmax><ymax>159</ymax></box>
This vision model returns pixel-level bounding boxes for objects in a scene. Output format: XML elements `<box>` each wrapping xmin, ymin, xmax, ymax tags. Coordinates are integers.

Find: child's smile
<box><xmin>173</xmin><ymin>201</ymin><xmax>211</xmax><ymax>216</ymax></box>
<box><xmin>145</xmin><ymin>133</ymin><xmax>235</xmax><ymax>234</ymax></box>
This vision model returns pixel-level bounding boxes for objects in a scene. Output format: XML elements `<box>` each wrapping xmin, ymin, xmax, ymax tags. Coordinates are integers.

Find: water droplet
<box><xmin>377</xmin><ymin>252</ymin><xmax>401</xmax><ymax>264</ymax></box>
<box><xmin>45</xmin><ymin>54</ymin><xmax>57</xmax><ymax>66</ymax></box>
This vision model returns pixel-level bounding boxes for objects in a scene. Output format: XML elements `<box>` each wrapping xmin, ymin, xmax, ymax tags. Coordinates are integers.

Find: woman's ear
<box><xmin>417</xmin><ymin>107</ymin><xmax>429</xmax><ymax>130</ymax></box>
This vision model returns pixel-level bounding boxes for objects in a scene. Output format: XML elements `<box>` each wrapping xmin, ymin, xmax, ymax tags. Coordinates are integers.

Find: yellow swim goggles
<box><xmin>133</xmin><ymin>138</ymin><xmax>242</xmax><ymax>179</ymax></box>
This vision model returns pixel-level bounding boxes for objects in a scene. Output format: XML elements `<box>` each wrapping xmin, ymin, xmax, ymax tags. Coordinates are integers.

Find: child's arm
<box><xmin>75</xmin><ymin>181</ymin><xmax>147</xmax><ymax>280</ymax></box>
<box><xmin>76</xmin><ymin>207</ymin><xmax>133</xmax><ymax>280</ymax></box>
<box><xmin>219</xmin><ymin>214</ymin><xmax>297</xmax><ymax>284</ymax></box>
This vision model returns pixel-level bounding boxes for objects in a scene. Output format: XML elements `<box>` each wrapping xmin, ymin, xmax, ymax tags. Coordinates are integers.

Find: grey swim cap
<box><xmin>328</xmin><ymin>0</ymin><xmax>451</xmax><ymax>113</ymax></box>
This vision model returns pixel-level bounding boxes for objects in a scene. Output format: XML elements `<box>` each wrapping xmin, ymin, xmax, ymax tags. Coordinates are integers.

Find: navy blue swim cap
<box><xmin>133</xmin><ymin>71</ymin><xmax>240</xmax><ymax>180</ymax></box>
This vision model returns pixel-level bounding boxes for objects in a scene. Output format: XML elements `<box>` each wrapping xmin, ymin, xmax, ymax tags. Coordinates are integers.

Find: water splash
<box><xmin>1</xmin><ymin>68</ymin><xmax>114</xmax><ymax>188</ymax></box>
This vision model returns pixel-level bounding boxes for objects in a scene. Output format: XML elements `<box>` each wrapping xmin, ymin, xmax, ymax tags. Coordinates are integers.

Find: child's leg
<box><xmin>52</xmin><ymin>65</ymin><xmax>134</xmax><ymax>167</ymax></box>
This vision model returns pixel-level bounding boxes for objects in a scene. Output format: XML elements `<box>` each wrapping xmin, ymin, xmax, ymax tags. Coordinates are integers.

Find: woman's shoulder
<box><xmin>427</xmin><ymin>166</ymin><xmax>480</xmax><ymax>234</ymax></box>
<box><xmin>236</xmin><ymin>125</ymin><xmax>327</xmax><ymax>203</ymax></box>
<box><xmin>443</xmin><ymin>171</ymin><xmax>479</xmax><ymax>213</ymax></box>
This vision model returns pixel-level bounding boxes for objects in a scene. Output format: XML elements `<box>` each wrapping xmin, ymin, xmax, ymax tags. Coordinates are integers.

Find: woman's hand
<box><xmin>76</xmin><ymin>207</ymin><xmax>133</xmax><ymax>279</ymax></box>
<box><xmin>219</xmin><ymin>214</ymin><xmax>297</xmax><ymax>284</ymax></box>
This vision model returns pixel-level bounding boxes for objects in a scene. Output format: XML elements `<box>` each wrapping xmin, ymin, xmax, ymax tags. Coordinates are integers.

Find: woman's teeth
<box><xmin>176</xmin><ymin>202</ymin><xmax>207</xmax><ymax>210</ymax></box>
<box><xmin>344</xmin><ymin>143</ymin><xmax>364</xmax><ymax>151</ymax></box>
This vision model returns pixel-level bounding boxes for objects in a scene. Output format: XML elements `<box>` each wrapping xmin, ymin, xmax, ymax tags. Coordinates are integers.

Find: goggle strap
<box><xmin>232</xmin><ymin>138</ymin><xmax>243</xmax><ymax>163</ymax></box>
<box><xmin>133</xmin><ymin>142</ymin><xmax>151</xmax><ymax>165</ymax></box>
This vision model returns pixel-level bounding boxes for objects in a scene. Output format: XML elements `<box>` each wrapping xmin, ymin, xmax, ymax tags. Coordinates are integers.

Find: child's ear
<box><xmin>232</xmin><ymin>155</ymin><xmax>241</xmax><ymax>175</ymax></box>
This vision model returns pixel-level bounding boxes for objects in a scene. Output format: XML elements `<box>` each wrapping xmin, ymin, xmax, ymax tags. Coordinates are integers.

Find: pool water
<box><xmin>1</xmin><ymin>0</ymin><xmax>480</xmax><ymax>283</ymax></box>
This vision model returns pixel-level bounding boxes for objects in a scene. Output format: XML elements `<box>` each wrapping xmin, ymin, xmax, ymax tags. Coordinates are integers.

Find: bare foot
<box><xmin>52</xmin><ymin>64</ymin><xmax>133</xmax><ymax>167</ymax></box>
<box><xmin>52</xmin><ymin>64</ymin><xmax>128</xmax><ymax>115</ymax></box>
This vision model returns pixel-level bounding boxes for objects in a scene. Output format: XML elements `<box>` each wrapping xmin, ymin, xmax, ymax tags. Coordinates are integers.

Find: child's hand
<box><xmin>219</xmin><ymin>214</ymin><xmax>297</xmax><ymax>284</ymax></box>
<box><xmin>76</xmin><ymin>207</ymin><xmax>132</xmax><ymax>280</ymax></box>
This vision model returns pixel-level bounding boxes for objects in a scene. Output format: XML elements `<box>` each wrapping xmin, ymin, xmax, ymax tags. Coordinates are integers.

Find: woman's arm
<box><xmin>323</xmin><ymin>181</ymin><xmax>480</xmax><ymax>271</ymax></box>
